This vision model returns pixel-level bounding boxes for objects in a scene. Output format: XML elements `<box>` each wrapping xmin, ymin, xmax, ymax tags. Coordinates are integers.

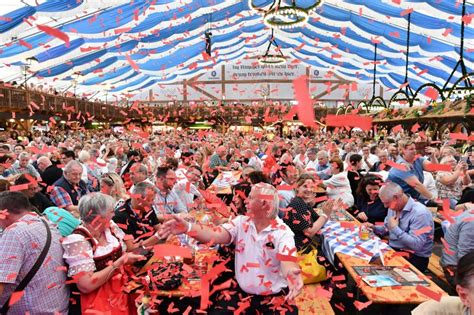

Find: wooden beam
<box><xmin>137</xmin><ymin>97</ymin><xmax>371</xmax><ymax>104</ymax></box>
<box><xmin>312</xmin><ymin>83</ymin><xmax>343</xmax><ymax>100</ymax></box>
<box><xmin>155</xmin><ymin>78</ymin><xmax>349</xmax><ymax>85</ymax></box>
<box><xmin>183</xmin><ymin>79</ymin><xmax>188</xmax><ymax>102</ymax></box>
<box><xmin>188</xmin><ymin>84</ymin><xmax>219</xmax><ymax>101</ymax></box>
<box><xmin>306</xmin><ymin>67</ymin><xmax>310</xmax><ymax>91</ymax></box>
<box><xmin>221</xmin><ymin>65</ymin><xmax>226</xmax><ymax>98</ymax></box>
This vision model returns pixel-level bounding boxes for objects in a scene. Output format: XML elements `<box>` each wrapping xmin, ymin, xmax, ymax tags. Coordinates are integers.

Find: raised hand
<box><xmin>158</xmin><ymin>214</ymin><xmax>189</xmax><ymax>238</ymax></box>
<box><xmin>119</xmin><ymin>252</ymin><xmax>146</xmax><ymax>266</ymax></box>
<box><xmin>357</xmin><ymin>212</ymin><xmax>369</xmax><ymax>222</ymax></box>
<box><xmin>321</xmin><ymin>199</ymin><xmax>335</xmax><ymax>217</ymax></box>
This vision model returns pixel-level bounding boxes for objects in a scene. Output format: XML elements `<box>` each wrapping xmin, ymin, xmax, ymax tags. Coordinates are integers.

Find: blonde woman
<box><xmin>436</xmin><ymin>156</ymin><xmax>470</xmax><ymax>208</ymax></box>
<box><xmin>99</xmin><ymin>172</ymin><xmax>129</xmax><ymax>209</ymax></box>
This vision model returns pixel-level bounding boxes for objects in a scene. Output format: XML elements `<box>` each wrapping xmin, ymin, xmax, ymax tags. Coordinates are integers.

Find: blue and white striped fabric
<box><xmin>0</xmin><ymin>0</ymin><xmax>472</xmax><ymax>93</ymax></box>
<box><xmin>321</xmin><ymin>221</ymin><xmax>390</xmax><ymax>266</ymax></box>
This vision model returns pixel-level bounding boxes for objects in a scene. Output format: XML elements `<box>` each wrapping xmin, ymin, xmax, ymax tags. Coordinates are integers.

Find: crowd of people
<box><xmin>0</xmin><ymin>125</ymin><xmax>473</xmax><ymax>314</ymax></box>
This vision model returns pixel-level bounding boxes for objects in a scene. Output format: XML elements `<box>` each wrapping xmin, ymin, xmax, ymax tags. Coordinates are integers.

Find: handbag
<box><xmin>0</xmin><ymin>219</ymin><xmax>51</xmax><ymax>314</ymax></box>
<box><xmin>147</xmin><ymin>261</ymin><xmax>183</xmax><ymax>291</ymax></box>
<box><xmin>298</xmin><ymin>244</ymin><xmax>327</xmax><ymax>284</ymax></box>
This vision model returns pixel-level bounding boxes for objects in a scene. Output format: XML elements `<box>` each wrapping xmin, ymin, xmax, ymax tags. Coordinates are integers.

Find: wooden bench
<box><xmin>296</xmin><ymin>284</ymin><xmax>334</xmax><ymax>315</ymax></box>
<box><xmin>428</xmin><ymin>254</ymin><xmax>449</xmax><ymax>285</ymax></box>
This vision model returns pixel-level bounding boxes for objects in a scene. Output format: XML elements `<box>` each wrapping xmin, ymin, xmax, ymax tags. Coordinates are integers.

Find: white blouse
<box><xmin>62</xmin><ymin>221</ymin><xmax>126</xmax><ymax>277</ymax></box>
<box><xmin>323</xmin><ymin>172</ymin><xmax>354</xmax><ymax>207</ymax></box>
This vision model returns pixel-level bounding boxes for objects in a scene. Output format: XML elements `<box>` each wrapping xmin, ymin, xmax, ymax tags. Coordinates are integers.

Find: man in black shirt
<box><xmin>113</xmin><ymin>181</ymin><xmax>162</xmax><ymax>251</ymax></box>
<box><xmin>14</xmin><ymin>174</ymin><xmax>54</xmax><ymax>213</ymax></box>
<box><xmin>37</xmin><ymin>156</ymin><xmax>63</xmax><ymax>192</ymax></box>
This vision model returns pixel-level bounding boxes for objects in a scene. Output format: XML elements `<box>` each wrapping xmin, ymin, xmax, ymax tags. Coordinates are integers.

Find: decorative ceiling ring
<box><xmin>250</xmin><ymin>0</ymin><xmax>321</xmax><ymax>29</ymax></box>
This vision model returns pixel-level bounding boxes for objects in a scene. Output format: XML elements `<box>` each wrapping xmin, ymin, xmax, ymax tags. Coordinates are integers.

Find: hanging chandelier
<box><xmin>258</xmin><ymin>30</ymin><xmax>287</xmax><ymax>64</ymax></box>
<box><xmin>250</xmin><ymin>0</ymin><xmax>321</xmax><ymax>30</ymax></box>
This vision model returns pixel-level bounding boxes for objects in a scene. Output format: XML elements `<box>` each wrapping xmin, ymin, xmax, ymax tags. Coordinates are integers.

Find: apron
<box><xmin>72</xmin><ymin>227</ymin><xmax>129</xmax><ymax>315</ymax></box>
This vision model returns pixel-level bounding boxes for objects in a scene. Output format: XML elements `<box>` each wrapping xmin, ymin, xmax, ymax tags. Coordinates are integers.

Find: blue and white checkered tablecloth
<box><xmin>320</xmin><ymin>221</ymin><xmax>391</xmax><ymax>265</ymax></box>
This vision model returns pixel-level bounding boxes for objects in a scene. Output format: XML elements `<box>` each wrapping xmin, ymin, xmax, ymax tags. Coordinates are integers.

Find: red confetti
<box><xmin>325</xmin><ymin>114</ymin><xmax>372</xmax><ymax>131</ymax></box>
<box><xmin>414</xmin><ymin>226</ymin><xmax>432</xmax><ymax>236</ymax></box>
<box><xmin>9</xmin><ymin>291</ymin><xmax>25</xmax><ymax>307</ymax></box>
<box><xmin>354</xmin><ymin>300</ymin><xmax>373</xmax><ymax>311</ymax></box>
<box><xmin>415</xmin><ymin>285</ymin><xmax>442</xmax><ymax>302</ymax></box>
<box><xmin>424</xmin><ymin>87</ymin><xmax>439</xmax><ymax>100</ymax></box>
<box><xmin>424</xmin><ymin>163</ymin><xmax>451</xmax><ymax>172</ymax></box>
<box><xmin>293</xmin><ymin>75</ymin><xmax>317</xmax><ymax>128</ymax></box>
<box><xmin>126</xmin><ymin>54</ymin><xmax>140</xmax><ymax>72</ymax></box>
<box><xmin>37</xmin><ymin>24</ymin><xmax>70</xmax><ymax>47</ymax></box>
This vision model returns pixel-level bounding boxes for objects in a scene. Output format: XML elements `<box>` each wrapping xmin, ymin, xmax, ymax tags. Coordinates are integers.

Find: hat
<box><xmin>43</xmin><ymin>207</ymin><xmax>81</xmax><ymax>237</ymax></box>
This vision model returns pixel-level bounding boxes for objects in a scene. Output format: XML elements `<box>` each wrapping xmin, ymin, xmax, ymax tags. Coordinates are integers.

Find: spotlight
<box><xmin>205</xmin><ymin>31</ymin><xmax>212</xmax><ymax>56</ymax></box>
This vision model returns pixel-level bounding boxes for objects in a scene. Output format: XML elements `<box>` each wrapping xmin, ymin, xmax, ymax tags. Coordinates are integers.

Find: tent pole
<box><xmin>404</xmin><ymin>13</ymin><xmax>413</xmax><ymax>97</ymax></box>
<box><xmin>372</xmin><ymin>43</ymin><xmax>377</xmax><ymax>100</ymax></box>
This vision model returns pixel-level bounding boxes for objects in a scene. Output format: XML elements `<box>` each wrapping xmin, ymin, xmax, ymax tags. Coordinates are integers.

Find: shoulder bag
<box><xmin>0</xmin><ymin>219</ymin><xmax>51</xmax><ymax>314</ymax></box>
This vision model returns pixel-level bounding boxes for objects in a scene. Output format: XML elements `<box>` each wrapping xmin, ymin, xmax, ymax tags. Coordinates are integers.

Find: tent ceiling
<box><xmin>0</xmin><ymin>0</ymin><xmax>472</xmax><ymax>99</ymax></box>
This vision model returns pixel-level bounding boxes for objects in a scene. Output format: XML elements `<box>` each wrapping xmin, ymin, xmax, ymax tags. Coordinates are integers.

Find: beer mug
<box><xmin>359</xmin><ymin>226</ymin><xmax>370</xmax><ymax>241</ymax></box>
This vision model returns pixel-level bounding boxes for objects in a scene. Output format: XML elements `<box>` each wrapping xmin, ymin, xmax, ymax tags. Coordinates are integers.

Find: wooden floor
<box><xmin>296</xmin><ymin>284</ymin><xmax>334</xmax><ymax>315</ymax></box>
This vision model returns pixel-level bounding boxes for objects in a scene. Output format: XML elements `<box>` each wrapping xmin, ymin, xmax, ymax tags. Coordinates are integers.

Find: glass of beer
<box><xmin>359</xmin><ymin>226</ymin><xmax>370</xmax><ymax>241</ymax></box>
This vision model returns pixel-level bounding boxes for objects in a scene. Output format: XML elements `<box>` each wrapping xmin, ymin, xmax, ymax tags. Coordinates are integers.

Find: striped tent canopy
<box><xmin>0</xmin><ymin>0</ymin><xmax>472</xmax><ymax>99</ymax></box>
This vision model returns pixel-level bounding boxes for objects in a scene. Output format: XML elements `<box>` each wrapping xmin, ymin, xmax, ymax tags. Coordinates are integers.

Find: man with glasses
<box><xmin>50</xmin><ymin>160</ymin><xmax>89</xmax><ymax>217</ymax></box>
<box><xmin>173</xmin><ymin>165</ymin><xmax>204</xmax><ymax>211</ymax></box>
<box><xmin>154</xmin><ymin>166</ymin><xmax>187</xmax><ymax>222</ymax></box>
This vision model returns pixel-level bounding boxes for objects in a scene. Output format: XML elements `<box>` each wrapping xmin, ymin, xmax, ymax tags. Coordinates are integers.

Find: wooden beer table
<box><xmin>324</xmin><ymin>210</ymin><xmax>448</xmax><ymax>304</ymax></box>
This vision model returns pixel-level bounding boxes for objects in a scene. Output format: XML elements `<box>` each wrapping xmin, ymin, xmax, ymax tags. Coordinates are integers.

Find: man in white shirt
<box><xmin>360</xmin><ymin>145</ymin><xmax>379</xmax><ymax>171</ymax></box>
<box><xmin>160</xmin><ymin>183</ymin><xmax>303</xmax><ymax>315</ymax></box>
<box><xmin>173</xmin><ymin>165</ymin><xmax>203</xmax><ymax>211</ymax></box>
<box><xmin>305</xmin><ymin>147</ymin><xmax>318</xmax><ymax>172</ymax></box>
<box><xmin>423</xmin><ymin>171</ymin><xmax>438</xmax><ymax>200</ymax></box>
<box><xmin>292</xmin><ymin>146</ymin><xmax>308</xmax><ymax>169</ymax></box>
<box><xmin>278</xmin><ymin>164</ymin><xmax>299</xmax><ymax>211</ymax></box>
<box><xmin>153</xmin><ymin>166</ymin><xmax>187</xmax><ymax>222</ymax></box>
<box><xmin>244</xmin><ymin>149</ymin><xmax>263</xmax><ymax>171</ymax></box>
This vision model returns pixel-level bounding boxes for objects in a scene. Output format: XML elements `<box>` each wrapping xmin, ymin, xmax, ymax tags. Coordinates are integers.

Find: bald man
<box><xmin>37</xmin><ymin>156</ymin><xmax>63</xmax><ymax>192</ymax></box>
